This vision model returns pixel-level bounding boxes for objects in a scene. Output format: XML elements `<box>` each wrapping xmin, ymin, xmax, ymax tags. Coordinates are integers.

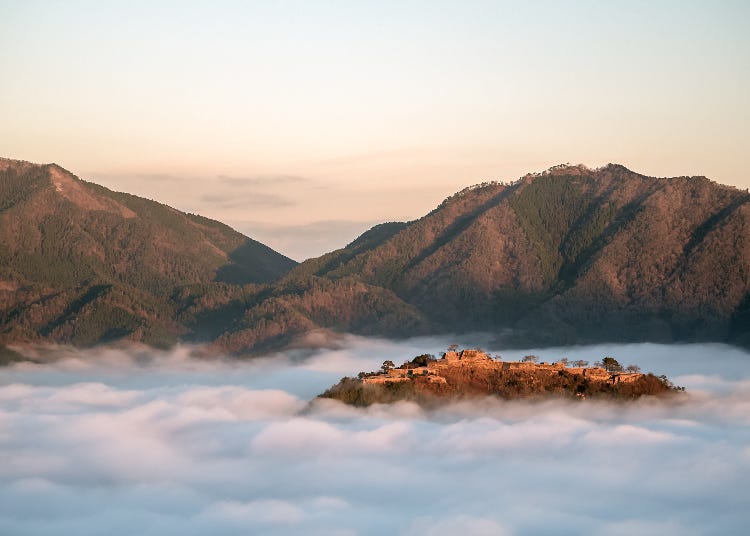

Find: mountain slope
<box><xmin>212</xmin><ymin>164</ymin><xmax>750</xmax><ymax>351</ymax></box>
<box><xmin>2</xmin><ymin>159</ymin><xmax>748</xmax><ymax>353</ymax></box>
<box><xmin>0</xmin><ymin>158</ymin><xmax>296</xmax><ymax>347</ymax></box>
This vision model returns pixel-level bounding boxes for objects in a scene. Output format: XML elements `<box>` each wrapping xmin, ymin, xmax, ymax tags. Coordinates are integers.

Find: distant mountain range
<box><xmin>2</xmin><ymin>158</ymin><xmax>749</xmax><ymax>354</ymax></box>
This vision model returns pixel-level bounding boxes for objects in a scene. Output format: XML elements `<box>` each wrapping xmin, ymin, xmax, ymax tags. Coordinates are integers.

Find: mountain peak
<box><xmin>544</xmin><ymin>163</ymin><xmax>593</xmax><ymax>174</ymax></box>
<box><xmin>0</xmin><ymin>158</ymin><xmax>297</xmax><ymax>348</ymax></box>
<box><xmin>534</xmin><ymin>163</ymin><xmax>636</xmax><ymax>178</ymax></box>
<box><xmin>43</xmin><ymin>164</ymin><xmax>138</xmax><ymax>218</ymax></box>
<box><xmin>2</xmin><ymin>158</ymin><xmax>749</xmax><ymax>352</ymax></box>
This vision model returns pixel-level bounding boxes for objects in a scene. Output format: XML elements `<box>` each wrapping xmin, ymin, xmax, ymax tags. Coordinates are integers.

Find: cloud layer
<box><xmin>1</xmin><ymin>338</ymin><xmax>749</xmax><ymax>535</ymax></box>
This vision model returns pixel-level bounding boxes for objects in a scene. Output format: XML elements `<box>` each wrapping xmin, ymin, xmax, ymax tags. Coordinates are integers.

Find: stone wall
<box><xmin>363</xmin><ymin>351</ymin><xmax>643</xmax><ymax>386</ymax></box>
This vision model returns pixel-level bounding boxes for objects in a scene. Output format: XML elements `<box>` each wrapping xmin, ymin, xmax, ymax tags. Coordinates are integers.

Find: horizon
<box><xmin>2</xmin><ymin>1</ymin><xmax>749</xmax><ymax>259</ymax></box>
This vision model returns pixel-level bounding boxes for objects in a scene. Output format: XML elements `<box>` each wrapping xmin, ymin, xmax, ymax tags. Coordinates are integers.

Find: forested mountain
<box><xmin>0</xmin><ymin>158</ymin><xmax>296</xmax><ymax>348</ymax></box>
<box><xmin>210</xmin><ymin>164</ymin><xmax>750</xmax><ymax>352</ymax></box>
<box><xmin>2</xmin><ymin>159</ymin><xmax>749</xmax><ymax>354</ymax></box>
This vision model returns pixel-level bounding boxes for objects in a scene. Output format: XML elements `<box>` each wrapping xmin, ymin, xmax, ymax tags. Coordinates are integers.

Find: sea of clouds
<box><xmin>1</xmin><ymin>336</ymin><xmax>749</xmax><ymax>535</ymax></box>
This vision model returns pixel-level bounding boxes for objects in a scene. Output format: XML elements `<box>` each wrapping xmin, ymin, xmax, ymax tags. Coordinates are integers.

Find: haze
<box><xmin>1</xmin><ymin>337</ymin><xmax>749</xmax><ymax>535</ymax></box>
<box><xmin>2</xmin><ymin>1</ymin><xmax>749</xmax><ymax>259</ymax></box>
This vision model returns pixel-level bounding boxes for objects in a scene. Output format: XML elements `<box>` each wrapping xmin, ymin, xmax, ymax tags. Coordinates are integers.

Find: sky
<box><xmin>1</xmin><ymin>338</ymin><xmax>749</xmax><ymax>535</ymax></box>
<box><xmin>1</xmin><ymin>1</ymin><xmax>749</xmax><ymax>259</ymax></box>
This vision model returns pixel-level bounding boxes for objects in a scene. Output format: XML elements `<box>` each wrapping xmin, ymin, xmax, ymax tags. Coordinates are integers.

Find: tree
<box><xmin>572</xmin><ymin>360</ymin><xmax>588</xmax><ymax>367</ymax></box>
<box><xmin>558</xmin><ymin>357</ymin><xmax>569</xmax><ymax>366</ymax></box>
<box><xmin>381</xmin><ymin>360</ymin><xmax>395</xmax><ymax>373</ymax></box>
<box><xmin>410</xmin><ymin>354</ymin><xmax>434</xmax><ymax>367</ymax></box>
<box><xmin>625</xmin><ymin>364</ymin><xmax>641</xmax><ymax>373</ymax></box>
<box><xmin>447</xmin><ymin>344</ymin><xmax>460</xmax><ymax>352</ymax></box>
<box><xmin>522</xmin><ymin>355</ymin><xmax>539</xmax><ymax>363</ymax></box>
<box><xmin>601</xmin><ymin>357</ymin><xmax>622</xmax><ymax>372</ymax></box>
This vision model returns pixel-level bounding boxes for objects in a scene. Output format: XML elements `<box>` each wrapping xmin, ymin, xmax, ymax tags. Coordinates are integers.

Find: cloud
<box><xmin>251</xmin><ymin>419</ymin><xmax>412</xmax><ymax>457</ymax></box>
<box><xmin>202</xmin><ymin>499</ymin><xmax>306</xmax><ymax>525</ymax></box>
<box><xmin>175</xmin><ymin>387</ymin><xmax>304</xmax><ymax>421</ymax></box>
<box><xmin>49</xmin><ymin>382</ymin><xmax>142</xmax><ymax>408</ymax></box>
<box><xmin>582</xmin><ymin>424</ymin><xmax>678</xmax><ymax>446</ymax></box>
<box><xmin>406</xmin><ymin>515</ymin><xmax>511</xmax><ymax>536</ymax></box>
<box><xmin>200</xmin><ymin>191</ymin><xmax>294</xmax><ymax>209</ymax></box>
<box><xmin>217</xmin><ymin>174</ymin><xmax>311</xmax><ymax>187</ymax></box>
<box><xmin>193</xmin><ymin>173</ymin><xmax>320</xmax><ymax>209</ymax></box>
<box><xmin>0</xmin><ymin>340</ymin><xmax>749</xmax><ymax>535</ymax></box>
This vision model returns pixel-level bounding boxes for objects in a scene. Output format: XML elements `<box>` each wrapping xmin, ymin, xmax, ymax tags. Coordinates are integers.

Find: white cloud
<box><xmin>203</xmin><ymin>499</ymin><xmax>306</xmax><ymax>525</ymax></box>
<box><xmin>406</xmin><ymin>515</ymin><xmax>511</xmax><ymax>536</ymax></box>
<box><xmin>49</xmin><ymin>382</ymin><xmax>143</xmax><ymax>408</ymax></box>
<box><xmin>251</xmin><ymin>419</ymin><xmax>412</xmax><ymax>457</ymax></box>
<box><xmin>582</xmin><ymin>424</ymin><xmax>678</xmax><ymax>446</ymax></box>
<box><xmin>0</xmin><ymin>340</ymin><xmax>749</xmax><ymax>534</ymax></box>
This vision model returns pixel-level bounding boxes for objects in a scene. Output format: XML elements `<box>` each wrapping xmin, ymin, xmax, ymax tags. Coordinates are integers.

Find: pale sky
<box><xmin>2</xmin><ymin>1</ymin><xmax>748</xmax><ymax>260</ymax></box>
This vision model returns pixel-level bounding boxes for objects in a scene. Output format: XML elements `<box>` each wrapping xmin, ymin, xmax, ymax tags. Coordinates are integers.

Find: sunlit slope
<box><xmin>2</xmin><ymin>159</ymin><xmax>748</xmax><ymax>352</ymax></box>
<box><xmin>217</xmin><ymin>164</ymin><xmax>750</xmax><ymax>351</ymax></box>
<box><xmin>0</xmin><ymin>158</ymin><xmax>296</xmax><ymax>347</ymax></box>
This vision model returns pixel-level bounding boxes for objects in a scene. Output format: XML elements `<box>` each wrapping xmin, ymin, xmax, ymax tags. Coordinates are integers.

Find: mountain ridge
<box><xmin>212</xmin><ymin>162</ymin><xmax>749</xmax><ymax>352</ymax></box>
<box><xmin>1</xmin><ymin>157</ymin><xmax>749</xmax><ymax>354</ymax></box>
<box><xmin>0</xmin><ymin>158</ymin><xmax>297</xmax><ymax>348</ymax></box>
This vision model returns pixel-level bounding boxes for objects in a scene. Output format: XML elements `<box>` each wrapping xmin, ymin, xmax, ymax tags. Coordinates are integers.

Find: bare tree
<box><xmin>625</xmin><ymin>364</ymin><xmax>641</xmax><ymax>373</ymax></box>
<box><xmin>522</xmin><ymin>355</ymin><xmax>539</xmax><ymax>363</ymax></box>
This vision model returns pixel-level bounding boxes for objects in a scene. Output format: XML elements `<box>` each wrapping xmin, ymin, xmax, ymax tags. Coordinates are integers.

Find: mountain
<box><xmin>210</xmin><ymin>164</ymin><xmax>750</xmax><ymax>352</ymax></box>
<box><xmin>2</xmin><ymin>159</ymin><xmax>748</xmax><ymax>354</ymax></box>
<box><xmin>0</xmin><ymin>158</ymin><xmax>296</xmax><ymax>347</ymax></box>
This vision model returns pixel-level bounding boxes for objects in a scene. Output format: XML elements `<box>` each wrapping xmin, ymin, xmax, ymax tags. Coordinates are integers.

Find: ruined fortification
<box><xmin>362</xmin><ymin>349</ymin><xmax>643</xmax><ymax>386</ymax></box>
<box><xmin>321</xmin><ymin>348</ymin><xmax>679</xmax><ymax>406</ymax></box>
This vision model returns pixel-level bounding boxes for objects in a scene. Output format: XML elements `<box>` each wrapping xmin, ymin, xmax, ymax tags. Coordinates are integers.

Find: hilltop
<box><xmin>319</xmin><ymin>348</ymin><xmax>682</xmax><ymax>406</ymax></box>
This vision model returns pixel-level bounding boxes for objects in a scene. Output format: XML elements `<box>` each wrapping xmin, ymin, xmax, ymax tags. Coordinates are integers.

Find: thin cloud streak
<box><xmin>217</xmin><ymin>174</ymin><xmax>311</xmax><ymax>187</ymax></box>
<box><xmin>200</xmin><ymin>191</ymin><xmax>294</xmax><ymax>209</ymax></box>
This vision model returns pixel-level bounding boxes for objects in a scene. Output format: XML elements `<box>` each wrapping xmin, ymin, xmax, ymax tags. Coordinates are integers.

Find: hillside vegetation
<box><xmin>211</xmin><ymin>164</ymin><xmax>750</xmax><ymax>352</ymax></box>
<box><xmin>0</xmin><ymin>158</ymin><xmax>296</xmax><ymax>347</ymax></box>
<box><xmin>2</xmin><ymin>158</ymin><xmax>749</xmax><ymax>353</ymax></box>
